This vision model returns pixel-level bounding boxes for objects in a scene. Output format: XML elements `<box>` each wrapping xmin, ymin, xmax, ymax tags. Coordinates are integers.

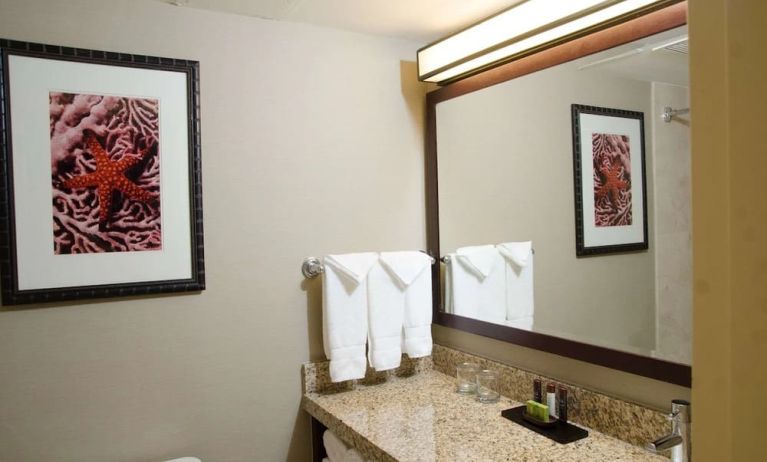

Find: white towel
<box><xmin>323</xmin><ymin>430</ymin><xmax>348</xmax><ymax>462</ymax></box>
<box><xmin>323</xmin><ymin>430</ymin><xmax>369</xmax><ymax>462</ymax></box>
<box><xmin>447</xmin><ymin>252</ymin><xmax>474</xmax><ymax>319</ymax></box>
<box><xmin>368</xmin><ymin>251</ymin><xmax>432</xmax><ymax>369</ymax></box>
<box><xmin>497</xmin><ymin>242</ymin><xmax>535</xmax><ymax>327</ymax></box>
<box><xmin>451</xmin><ymin>245</ymin><xmax>506</xmax><ymax>323</ymax></box>
<box><xmin>323</xmin><ymin>252</ymin><xmax>378</xmax><ymax>382</ymax></box>
<box><xmin>345</xmin><ymin>449</ymin><xmax>365</xmax><ymax>462</ymax></box>
<box><xmin>381</xmin><ymin>251</ymin><xmax>434</xmax><ymax>358</ymax></box>
<box><xmin>366</xmin><ymin>257</ymin><xmax>404</xmax><ymax>371</ymax></box>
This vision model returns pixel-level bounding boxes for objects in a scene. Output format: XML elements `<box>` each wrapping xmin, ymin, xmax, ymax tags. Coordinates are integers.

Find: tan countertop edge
<box><xmin>302</xmin><ymin>394</ymin><xmax>398</xmax><ymax>462</ymax></box>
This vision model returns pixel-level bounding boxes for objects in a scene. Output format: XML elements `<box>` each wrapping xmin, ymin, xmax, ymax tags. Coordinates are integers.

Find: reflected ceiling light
<box><xmin>417</xmin><ymin>0</ymin><xmax>680</xmax><ymax>84</ymax></box>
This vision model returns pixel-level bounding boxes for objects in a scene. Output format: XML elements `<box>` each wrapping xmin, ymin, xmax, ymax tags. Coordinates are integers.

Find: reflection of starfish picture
<box><xmin>62</xmin><ymin>135</ymin><xmax>155</xmax><ymax>228</ymax></box>
<box><xmin>595</xmin><ymin>163</ymin><xmax>628</xmax><ymax>208</ymax></box>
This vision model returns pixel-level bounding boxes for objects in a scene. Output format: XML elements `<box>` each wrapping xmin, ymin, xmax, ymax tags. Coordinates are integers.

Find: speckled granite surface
<box><xmin>430</xmin><ymin>345</ymin><xmax>671</xmax><ymax>448</ymax></box>
<box><xmin>303</xmin><ymin>369</ymin><xmax>668</xmax><ymax>462</ymax></box>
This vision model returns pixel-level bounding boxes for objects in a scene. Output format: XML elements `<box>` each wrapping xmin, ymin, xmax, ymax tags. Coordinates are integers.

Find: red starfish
<box><xmin>62</xmin><ymin>135</ymin><xmax>155</xmax><ymax>227</ymax></box>
<box><xmin>595</xmin><ymin>162</ymin><xmax>628</xmax><ymax>208</ymax></box>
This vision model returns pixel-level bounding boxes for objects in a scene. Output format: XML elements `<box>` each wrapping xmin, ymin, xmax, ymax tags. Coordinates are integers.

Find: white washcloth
<box><xmin>452</xmin><ymin>245</ymin><xmax>506</xmax><ymax>323</ymax></box>
<box><xmin>323</xmin><ymin>430</ymin><xmax>369</xmax><ymax>462</ymax></box>
<box><xmin>323</xmin><ymin>430</ymin><xmax>348</xmax><ymax>462</ymax></box>
<box><xmin>381</xmin><ymin>251</ymin><xmax>433</xmax><ymax>358</ymax></box>
<box><xmin>323</xmin><ymin>252</ymin><xmax>378</xmax><ymax>382</ymax></box>
<box><xmin>497</xmin><ymin>242</ymin><xmax>535</xmax><ymax>326</ymax></box>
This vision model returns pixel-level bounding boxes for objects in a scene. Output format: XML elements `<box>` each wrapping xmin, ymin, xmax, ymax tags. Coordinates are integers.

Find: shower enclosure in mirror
<box><xmin>426</xmin><ymin>3</ymin><xmax>691</xmax><ymax>386</ymax></box>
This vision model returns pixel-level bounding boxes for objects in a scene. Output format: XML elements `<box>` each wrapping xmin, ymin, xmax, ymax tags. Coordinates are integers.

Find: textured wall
<box><xmin>0</xmin><ymin>1</ymin><xmax>425</xmax><ymax>461</ymax></box>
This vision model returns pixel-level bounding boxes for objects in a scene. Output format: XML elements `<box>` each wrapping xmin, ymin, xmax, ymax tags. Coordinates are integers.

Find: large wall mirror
<box><xmin>426</xmin><ymin>3</ymin><xmax>691</xmax><ymax>386</ymax></box>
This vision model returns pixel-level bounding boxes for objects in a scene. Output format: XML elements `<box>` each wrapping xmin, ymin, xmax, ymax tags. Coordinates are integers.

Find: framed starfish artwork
<box><xmin>571</xmin><ymin>104</ymin><xmax>648</xmax><ymax>256</ymax></box>
<box><xmin>0</xmin><ymin>39</ymin><xmax>205</xmax><ymax>305</ymax></box>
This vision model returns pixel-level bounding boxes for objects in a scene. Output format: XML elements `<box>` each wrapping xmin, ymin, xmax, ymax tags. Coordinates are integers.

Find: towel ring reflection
<box><xmin>301</xmin><ymin>252</ymin><xmax>436</xmax><ymax>279</ymax></box>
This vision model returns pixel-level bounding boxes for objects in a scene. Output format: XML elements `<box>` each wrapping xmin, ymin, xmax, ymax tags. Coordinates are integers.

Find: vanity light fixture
<box><xmin>417</xmin><ymin>0</ymin><xmax>682</xmax><ymax>84</ymax></box>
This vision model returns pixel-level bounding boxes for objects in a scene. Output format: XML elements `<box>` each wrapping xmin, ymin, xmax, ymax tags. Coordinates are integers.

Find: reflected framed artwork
<box><xmin>0</xmin><ymin>39</ymin><xmax>205</xmax><ymax>305</ymax></box>
<box><xmin>571</xmin><ymin>104</ymin><xmax>647</xmax><ymax>256</ymax></box>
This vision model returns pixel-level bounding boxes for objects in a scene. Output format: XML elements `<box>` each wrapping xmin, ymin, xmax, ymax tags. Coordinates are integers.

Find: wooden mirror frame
<box><xmin>425</xmin><ymin>1</ymin><xmax>691</xmax><ymax>387</ymax></box>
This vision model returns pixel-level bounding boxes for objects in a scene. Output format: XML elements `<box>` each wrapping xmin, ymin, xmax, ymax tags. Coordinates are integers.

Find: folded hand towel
<box><xmin>323</xmin><ymin>430</ymin><xmax>370</xmax><ymax>462</ymax></box>
<box><xmin>497</xmin><ymin>242</ymin><xmax>535</xmax><ymax>326</ymax></box>
<box><xmin>497</xmin><ymin>241</ymin><xmax>532</xmax><ymax>267</ymax></box>
<box><xmin>379</xmin><ymin>251</ymin><xmax>433</xmax><ymax>359</ymax></box>
<box><xmin>323</xmin><ymin>252</ymin><xmax>378</xmax><ymax>382</ymax></box>
<box><xmin>455</xmin><ymin>245</ymin><xmax>499</xmax><ymax>279</ymax></box>
<box><xmin>367</xmin><ymin>258</ymin><xmax>405</xmax><ymax>371</ymax></box>
<box><xmin>323</xmin><ymin>430</ymin><xmax>348</xmax><ymax>462</ymax></box>
<box><xmin>451</xmin><ymin>245</ymin><xmax>506</xmax><ymax>323</ymax></box>
<box><xmin>447</xmin><ymin>252</ymin><xmax>476</xmax><ymax>319</ymax></box>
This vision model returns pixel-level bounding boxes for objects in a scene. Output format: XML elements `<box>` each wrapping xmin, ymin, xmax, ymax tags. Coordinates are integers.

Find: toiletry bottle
<box><xmin>558</xmin><ymin>386</ymin><xmax>568</xmax><ymax>423</ymax></box>
<box><xmin>546</xmin><ymin>383</ymin><xmax>557</xmax><ymax>418</ymax></box>
<box><xmin>533</xmin><ymin>379</ymin><xmax>542</xmax><ymax>403</ymax></box>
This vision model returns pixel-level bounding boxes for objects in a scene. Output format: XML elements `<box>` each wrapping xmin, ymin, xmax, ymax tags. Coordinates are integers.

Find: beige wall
<box><xmin>0</xmin><ymin>1</ymin><xmax>425</xmax><ymax>461</ymax></box>
<box><xmin>690</xmin><ymin>0</ymin><xmax>767</xmax><ymax>460</ymax></box>
<box><xmin>436</xmin><ymin>60</ymin><xmax>657</xmax><ymax>354</ymax></box>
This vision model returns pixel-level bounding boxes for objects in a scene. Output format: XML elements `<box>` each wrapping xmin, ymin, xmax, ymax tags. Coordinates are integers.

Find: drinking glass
<box><xmin>475</xmin><ymin>369</ymin><xmax>500</xmax><ymax>403</ymax></box>
<box><xmin>456</xmin><ymin>362</ymin><xmax>479</xmax><ymax>394</ymax></box>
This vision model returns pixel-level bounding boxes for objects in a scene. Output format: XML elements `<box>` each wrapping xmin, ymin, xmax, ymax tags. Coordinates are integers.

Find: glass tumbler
<box><xmin>476</xmin><ymin>369</ymin><xmax>500</xmax><ymax>403</ymax></box>
<box><xmin>456</xmin><ymin>362</ymin><xmax>479</xmax><ymax>394</ymax></box>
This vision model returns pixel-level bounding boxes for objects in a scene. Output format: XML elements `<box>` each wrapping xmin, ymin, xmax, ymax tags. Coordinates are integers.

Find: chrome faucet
<box><xmin>646</xmin><ymin>400</ymin><xmax>691</xmax><ymax>462</ymax></box>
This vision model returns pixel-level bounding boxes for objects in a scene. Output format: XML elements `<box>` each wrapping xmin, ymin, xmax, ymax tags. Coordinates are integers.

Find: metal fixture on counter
<box><xmin>646</xmin><ymin>399</ymin><xmax>691</xmax><ymax>462</ymax></box>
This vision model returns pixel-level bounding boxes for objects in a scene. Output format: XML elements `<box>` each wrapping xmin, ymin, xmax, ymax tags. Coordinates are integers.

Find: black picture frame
<box><xmin>571</xmin><ymin>104</ymin><xmax>648</xmax><ymax>257</ymax></box>
<box><xmin>0</xmin><ymin>39</ymin><xmax>205</xmax><ymax>305</ymax></box>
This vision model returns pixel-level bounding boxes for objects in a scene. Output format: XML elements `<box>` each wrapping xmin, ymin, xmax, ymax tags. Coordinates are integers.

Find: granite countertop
<box><xmin>303</xmin><ymin>369</ymin><xmax>668</xmax><ymax>462</ymax></box>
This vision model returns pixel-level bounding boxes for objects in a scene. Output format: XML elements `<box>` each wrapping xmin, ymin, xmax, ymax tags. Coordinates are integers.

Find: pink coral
<box><xmin>50</xmin><ymin>92</ymin><xmax>162</xmax><ymax>254</ymax></box>
<box><xmin>592</xmin><ymin>133</ymin><xmax>632</xmax><ymax>227</ymax></box>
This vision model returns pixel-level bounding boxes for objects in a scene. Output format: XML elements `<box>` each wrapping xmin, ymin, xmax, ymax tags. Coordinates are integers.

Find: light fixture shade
<box><xmin>417</xmin><ymin>0</ymin><xmax>679</xmax><ymax>84</ymax></box>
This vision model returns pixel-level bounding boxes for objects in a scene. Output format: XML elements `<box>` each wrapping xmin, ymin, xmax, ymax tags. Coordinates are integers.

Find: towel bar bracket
<box><xmin>662</xmin><ymin>106</ymin><xmax>690</xmax><ymax>123</ymax></box>
<box><xmin>302</xmin><ymin>257</ymin><xmax>324</xmax><ymax>279</ymax></box>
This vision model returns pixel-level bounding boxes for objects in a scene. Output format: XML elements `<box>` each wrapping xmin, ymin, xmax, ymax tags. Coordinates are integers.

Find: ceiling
<box><xmin>157</xmin><ymin>0</ymin><xmax>523</xmax><ymax>43</ymax></box>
